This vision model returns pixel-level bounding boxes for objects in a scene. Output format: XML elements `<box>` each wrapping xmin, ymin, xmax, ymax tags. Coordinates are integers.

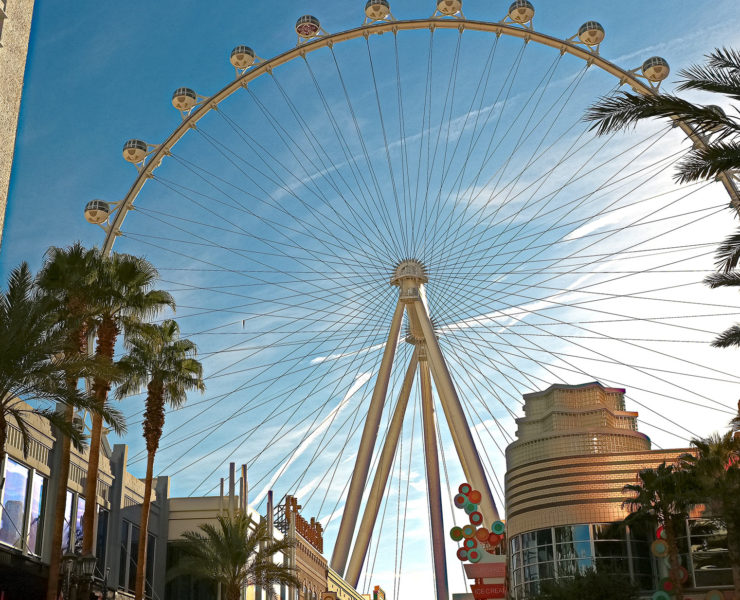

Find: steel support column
<box><xmin>345</xmin><ymin>350</ymin><xmax>419</xmax><ymax>587</ymax></box>
<box><xmin>419</xmin><ymin>354</ymin><xmax>450</xmax><ymax>600</ymax></box>
<box><xmin>411</xmin><ymin>299</ymin><xmax>500</xmax><ymax>522</ymax></box>
<box><xmin>331</xmin><ymin>300</ymin><xmax>406</xmax><ymax>575</ymax></box>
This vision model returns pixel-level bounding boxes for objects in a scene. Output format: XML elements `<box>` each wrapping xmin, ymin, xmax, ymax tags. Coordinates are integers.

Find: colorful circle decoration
<box><xmin>651</xmin><ymin>540</ymin><xmax>669</xmax><ymax>558</ymax></box>
<box><xmin>464</xmin><ymin>502</ymin><xmax>478</xmax><ymax>515</ymax></box>
<box><xmin>491</xmin><ymin>520</ymin><xmax>506</xmax><ymax>535</ymax></box>
<box><xmin>462</xmin><ymin>525</ymin><xmax>476</xmax><ymax>539</ymax></box>
<box><xmin>669</xmin><ymin>566</ymin><xmax>689</xmax><ymax>584</ymax></box>
<box><xmin>468</xmin><ymin>490</ymin><xmax>482</xmax><ymax>504</ymax></box>
<box><xmin>652</xmin><ymin>592</ymin><xmax>671</xmax><ymax>600</ymax></box>
<box><xmin>450</xmin><ymin>526</ymin><xmax>463</xmax><ymax>541</ymax></box>
<box><xmin>459</xmin><ymin>483</ymin><xmax>472</xmax><ymax>495</ymax></box>
<box><xmin>475</xmin><ymin>527</ymin><xmax>490</xmax><ymax>542</ymax></box>
<box><xmin>464</xmin><ymin>538</ymin><xmax>477</xmax><ymax>550</ymax></box>
<box><xmin>454</xmin><ymin>493</ymin><xmax>468</xmax><ymax>508</ymax></box>
<box><xmin>456</xmin><ymin>548</ymin><xmax>469</xmax><ymax>561</ymax></box>
<box><xmin>469</xmin><ymin>511</ymin><xmax>483</xmax><ymax>526</ymax></box>
<box><xmin>660</xmin><ymin>578</ymin><xmax>675</xmax><ymax>593</ymax></box>
<box><xmin>468</xmin><ymin>549</ymin><xmax>482</xmax><ymax>563</ymax></box>
<box><xmin>488</xmin><ymin>532</ymin><xmax>502</xmax><ymax>546</ymax></box>
<box><xmin>705</xmin><ymin>591</ymin><xmax>724</xmax><ymax>600</ymax></box>
<box><xmin>656</xmin><ymin>525</ymin><xmax>667</xmax><ymax>540</ymax></box>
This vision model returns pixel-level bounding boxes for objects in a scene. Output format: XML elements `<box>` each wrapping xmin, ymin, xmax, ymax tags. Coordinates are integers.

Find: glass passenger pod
<box><xmin>436</xmin><ymin>0</ymin><xmax>462</xmax><ymax>16</ymax></box>
<box><xmin>296</xmin><ymin>15</ymin><xmax>321</xmax><ymax>39</ymax></box>
<box><xmin>84</xmin><ymin>199</ymin><xmax>111</xmax><ymax>224</ymax></box>
<box><xmin>171</xmin><ymin>87</ymin><xmax>197</xmax><ymax>111</ymax></box>
<box><xmin>230</xmin><ymin>45</ymin><xmax>256</xmax><ymax>69</ymax></box>
<box><xmin>508</xmin><ymin>0</ymin><xmax>535</xmax><ymax>24</ymax></box>
<box><xmin>577</xmin><ymin>21</ymin><xmax>605</xmax><ymax>46</ymax></box>
<box><xmin>122</xmin><ymin>139</ymin><xmax>148</xmax><ymax>163</ymax></box>
<box><xmin>365</xmin><ymin>0</ymin><xmax>391</xmax><ymax>20</ymax></box>
<box><xmin>642</xmin><ymin>57</ymin><xmax>670</xmax><ymax>82</ymax></box>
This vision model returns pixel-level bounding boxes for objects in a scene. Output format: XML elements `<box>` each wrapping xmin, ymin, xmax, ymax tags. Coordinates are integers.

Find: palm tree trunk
<box><xmin>665</xmin><ymin>520</ymin><xmax>684</xmax><ymax>600</ymax></box>
<box><xmin>0</xmin><ymin>415</ymin><xmax>7</xmax><ymax>490</ymax></box>
<box><xmin>134</xmin><ymin>450</ymin><xmax>155</xmax><ymax>600</ymax></box>
<box><xmin>226</xmin><ymin>582</ymin><xmax>242</xmax><ymax>600</ymax></box>
<box><xmin>725</xmin><ymin>520</ymin><xmax>740</xmax><ymax>600</ymax></box>
<box><xmin>81</xmin><ymin>317</ymin><xmax>117</xmax><ymax>555</ymax></box>
<box><xmin>46</xmin><ymin>403</ymin><xmax>73</xmax><ymax>600</ymax></box>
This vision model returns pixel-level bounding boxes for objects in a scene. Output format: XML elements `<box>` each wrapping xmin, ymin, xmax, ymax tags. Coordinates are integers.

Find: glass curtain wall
<box><xmin>0</xmin><ymin>458</ymin><xmax>47</xmax><ymax>555</ymax></box>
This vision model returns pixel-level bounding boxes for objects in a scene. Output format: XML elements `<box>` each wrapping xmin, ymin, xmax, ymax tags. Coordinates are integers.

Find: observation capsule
<box><xmin>122</xmin><ymin>139</ymin><xmax>148</xmax><ymax>163</ymax></box>
<box><xmin>642</xmin><ymin>57</ymin><xmax>670</xmax><ymax>82</ymax></box>
<box><xmin>84</xmin><ymin>199</ymin><xmax>110</xmax><ymax>225</ymax></box>
<box><xmin>436</xmin><ymin>0</ymin><xmax>462</xmax><ymax>16</ymax></box>
<box><xmin>578</xmin><ymin>21</ymin><xmax>604</xmax><ymax>46</ymax></box>
<box><xmin>365</xmin><ymin>0</ymin><xmax>391</xmax><ymax>20</ymax></box>
<box><xmin>508</xmin><ymin>0</ymin><xmax>534</xmax><ymax>23</ymax></box>
<box><xmin>172</xmin><ymin>87</ymin><xmax>197</xmax><ymax>111</ymax></box>
<box><xmin>230</xmin><ymin>46</ymin><xmax>256</xmax><ymax>69</ymax></box>
<box><xmin>296</xmin><ymin>15</ymin><xmax>321</xmax><ymax>39</ymax></box>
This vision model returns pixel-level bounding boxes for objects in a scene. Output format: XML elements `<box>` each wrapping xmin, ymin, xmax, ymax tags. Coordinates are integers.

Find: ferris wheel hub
<box><xmin>390</xmin><ymin>258</ymin><xmax>428</xmax><ymax>303</ymax></box>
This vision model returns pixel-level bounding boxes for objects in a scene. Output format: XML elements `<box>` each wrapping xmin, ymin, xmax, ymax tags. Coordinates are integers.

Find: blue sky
<box><xmin>4</xmin><ymin>1</ymin><xmax>740</xmax><ymax>598</ymax></box>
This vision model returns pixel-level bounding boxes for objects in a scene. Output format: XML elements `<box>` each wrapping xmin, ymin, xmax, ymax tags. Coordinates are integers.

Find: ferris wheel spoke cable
<box><xmin>435</xmin><ymin>58</ymin><xmax>588</xmax><ymax>277</ymax></box>
<box><xmin>444</xmin><ymin>310</ymin><xmax>735</xmax><ymax>418</ymax></box>
<box><xmin>438</xmin><ymin>127</ymin><xmax>671</xmax><ymax>284</ymax></box>
<box><xmin>182</xmin><ymin>311</ymin><xmax>410</xmax><ymax>490</ymax></box>
<box><xmin>437</xmin><ymin>124</ymin><xmax>671</xmax><ymax>271</ymax></box>
<box><xmin>444</xmin><ymin>324</ymin><xmax>704</xmax><ymax>441</ymax></box>
<box><xmin>161</xmin><ymin>152</ymin><xmax>389</xmax><ymax>279</ymax></box>
<box><xmin>191</xmin><ymin>128</ymin><xmax>392</xmax><ymax>272</ymax></box>
<box><xmin>436</xmin><ymin>52</ymin><xmax>571</xmax><ymax>271</ymax></box>
<box><xmin>148</xmin><ymin>285</ymin><xmax>395</xmax><ymax>468</ymax></box>
<box><xmin>251</xmin><ymin>71</ymin><xmax>402</xmax><ymax>261</ymax></box>
<box><xmin>210</xmin><ymin>109</ymin><xmax>394</xmax><ymax>270</ymax></box>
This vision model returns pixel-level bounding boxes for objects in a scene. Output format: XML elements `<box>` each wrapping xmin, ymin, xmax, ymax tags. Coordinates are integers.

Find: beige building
<box><xmin>0</xmin><ymin>0</ymin><xmax>35</xmax><ymax>247</ymax></box>
<box><xmin>504</xmin><ymin>382</ymin><xmax>734</xmax><ymax>598</ymax></box>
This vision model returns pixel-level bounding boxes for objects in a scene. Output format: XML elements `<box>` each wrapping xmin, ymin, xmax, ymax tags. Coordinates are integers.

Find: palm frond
<box><xmin>710</xmin><ymin>324</ymin><xmax>740</xmax><ymax>348</ymax></box>
<box><xmin>704</xmin><ymin>271</ymin><xmax>740</xmax><ymax>289</ymax></box>
<box><xmin>714</xmin><ymin>228</ymin><xmax>740</xmax><ymax>272</ymax></box>
<box><xmin>678</xmin><ymin>62</ymin><xmax>740</xmax><ymax>101</ymax></box>
<box><xmin>674</xmin><ymin>141</ymin><xmax>740</xmax><ymax>184</ymax></box>
<box><xmin>584</xmin><ymin>91</ymin><xmax>740</xmax><ymax>137</ymax></box>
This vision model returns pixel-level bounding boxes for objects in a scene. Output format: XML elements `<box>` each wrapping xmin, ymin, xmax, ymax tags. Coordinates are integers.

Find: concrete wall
<box><xmin>0</xmin><ymin>0</ymin><xmax>35</xmax><ymax>248</ymax></box>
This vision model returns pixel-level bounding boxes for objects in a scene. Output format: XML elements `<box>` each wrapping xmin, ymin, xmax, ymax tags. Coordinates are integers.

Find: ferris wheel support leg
<box><xmin>345</xmin><ymin>350</ymin><xmax>419</xmax><ymax>587</ymax></box>
<box><xmin>330</xmin><ymin>300</ymin><xmax>406</xmax><ymax>576</ymax></box>
<box><xmin>420</xmin><ymin>353</ymin><xmax>450</xmax><ymax>600</ymax></box>
<box><xmin>410</xmin><ymin>300</ymin><xmax>500</xmax><ymax>523</ymax></box>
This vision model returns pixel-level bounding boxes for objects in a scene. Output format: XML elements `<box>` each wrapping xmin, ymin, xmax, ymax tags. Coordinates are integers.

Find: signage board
<box><xmin>464</xmin><ymin>561</ymin><xmax>506</xmax><ymax>579</ymax></box>
<box><xmin>471</xmin><ymin>583</ymin><xmax>506</xmax><ymax>600</ymax></box>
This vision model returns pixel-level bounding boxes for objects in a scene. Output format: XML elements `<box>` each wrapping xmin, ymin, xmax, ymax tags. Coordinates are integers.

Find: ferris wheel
<box><xmin>84</xmin><ymin>1</ymin><xmax>740</xmax><ymax>597</ymax></box>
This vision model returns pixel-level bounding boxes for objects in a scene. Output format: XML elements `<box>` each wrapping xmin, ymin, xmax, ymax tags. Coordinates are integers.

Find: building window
<box><xmin>119</xmin><ymin>520</ymin><xmax>156</xmax><ymax>598</ymax></box>
<box><xmin>62</xmin><ymin>490</ymin><xmax>73</xmax><ymax>552</ymax></box>
<box><xmin>26</xmin><ymin>472</ymin><xmax>47</xmax><ymax>556</ymax></box>
<box><xmin>96</xmin><ymin>507</ymin><xmax>109</xmax><ymax>577</ymax></box>
<box><xmin>0</xmin><ymin>458</ymin><xmax>30</xmax><ymax>549</ymax></box>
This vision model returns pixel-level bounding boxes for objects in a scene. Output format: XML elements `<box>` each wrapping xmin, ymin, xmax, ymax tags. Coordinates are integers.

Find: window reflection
<box><xmin>27</xmin><ymin>473</ymin><xmax>46</xmax><ymax>555</ymax></box>
<box><xmin>0</xmin><ymin>459</ymin><xmax>29</xmax><ymax>549</ymax></box>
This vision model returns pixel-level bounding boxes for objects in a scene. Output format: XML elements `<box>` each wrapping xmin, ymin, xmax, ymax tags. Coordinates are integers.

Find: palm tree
<box><xmin>679</xmin><ymin>433</ymin><xmax>740</xmax><ymax>599</ymax></box>
<box><xmin>80</xmin><ymin>252</ymin><xmax>174</xmax><ymax>556</ymax></box>
<box><xmin>37</xmin><ymin>243</ymin><xmax>125</xmax><ymax>600</ymax></box>
<box><xmin>0</xmin><ymin>262</ymin><xmax>94</xmax><ymax>469</ymax></box>
<box><xmin>170</xmin><ymin>511</ymin><xmax>300</xmax><ymax>600</ymax></box>
<box><xmin>584</xmin><ymin>47</ymin><xmax>740</xmax><ymax>185</ymax></box>
<box><xmin>586</xmin><ymin>48</ymin><xmax>740</xmax><ymax>405</ymax></box>
<box><xmin>115</xmin><ymin>320</ymin><xmax>204</xmax><ymax>600</ymax></box>
<box><xmin>623</xmin><ymin>463</ymin><xmax>696</xmax><ymax>600</ymax></box>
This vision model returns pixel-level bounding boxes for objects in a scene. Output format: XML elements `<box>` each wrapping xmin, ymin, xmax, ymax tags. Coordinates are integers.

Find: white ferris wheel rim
<box><xmin>100</xmin><ymin>15</ymin><xmax>740</xmax><ymax>254</ymax></box>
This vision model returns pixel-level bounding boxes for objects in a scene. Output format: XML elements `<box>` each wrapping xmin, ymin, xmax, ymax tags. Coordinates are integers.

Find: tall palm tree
<box><xmin>679</xmin><ymin>433</ymin><xmax>740</xmax><ymax>599</ymax></box>
<box><xmin>80</xmin><ymin>252</ymin><xmax>174</xmax><ymax>556</ymax></box>
<box><xmin>38</xmin><ymin>243</ymin><xmax>124</xmax><ymax>600</ymax></box>
<box><xmin>170</xmin><ymin>511</ymin><xmax>299</xmax><ymax>600</ymax></box>
<box><xmin>115</xmin><ymin>320</ymin><xmax>204</xmax><ymax>600</ymax></box>
<box><xmin>623</xmin><ymin>463</ymin><xmax>696</xmax><ymax>600</ymax></box>
<box><xmin>586</xmin><ymin>48</ymin><xmax>740</xmax><ymax>404</ymax></box>
<box><xmin>0</xmin><ymin>262</ymin><xmax>93</xmax><ymax>469</ymax></box>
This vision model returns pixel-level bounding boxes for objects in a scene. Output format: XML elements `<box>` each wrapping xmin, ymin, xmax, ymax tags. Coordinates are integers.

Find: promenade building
<box><xmin>0</xmin><ymin>401</ymin><xmax>169</xmax><ymax>600</ymax></box>
<box><xmin>0</xmin><ymin>0</ymin><xmax>35</xmax><ymax>247</ymax></box>
<box><xmin>505</xmin><ymin>382</ymin><xmax>734</xmax><ymax>599</ymax></box>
